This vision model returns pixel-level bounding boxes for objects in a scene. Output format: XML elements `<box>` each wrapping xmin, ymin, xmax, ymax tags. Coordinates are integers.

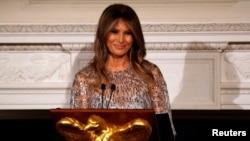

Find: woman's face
<box><xmin>106</xmin><ymin>18</ymin><xmax>133</xmax><ymax>59</ymax></box>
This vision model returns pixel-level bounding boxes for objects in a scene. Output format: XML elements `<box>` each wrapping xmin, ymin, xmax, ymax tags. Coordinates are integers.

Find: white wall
<box><xmin>1</xmin><ymin>0</ymin><xmax>250</xmax><ymax>23</ymax></box>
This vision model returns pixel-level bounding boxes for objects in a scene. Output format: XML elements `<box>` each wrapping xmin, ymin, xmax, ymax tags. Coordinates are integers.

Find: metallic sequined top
<box><xmin>70</xmin><ymin>62</ymin><xmax>176</xmax><ymax>135</ymax></box>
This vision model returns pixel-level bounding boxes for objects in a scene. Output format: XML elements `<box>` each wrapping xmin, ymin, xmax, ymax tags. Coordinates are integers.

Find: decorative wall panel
<box><xmin>221</xmin><ymin>50</ymin><xmax>250</xmax><ymax>109</ymax></box>
<box><xmin>147</xmin><ymin>51</ymin><xmax>220</xmax><ymax>109</ymax></box>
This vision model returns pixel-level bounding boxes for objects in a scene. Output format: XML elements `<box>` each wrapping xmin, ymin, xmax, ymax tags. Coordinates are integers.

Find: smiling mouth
<box><xmin>114</xmin><ymin>44</ymin><xmax>126</xmax><ymax>49</ymax></box>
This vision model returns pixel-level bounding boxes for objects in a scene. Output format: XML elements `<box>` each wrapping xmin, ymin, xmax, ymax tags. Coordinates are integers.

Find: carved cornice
<box><xmin>0</xmin><ymin>44</ymin><xmax>63</xmax><ymax>51</ymax></box>
<box><xmin>1</xmin><ymin>23</ymin><xmax>250</xmax><ymax>33</ymax></box>
<box><xmin>226</xmin><ymin>43</ymin><xmax>250</xmax><ymax>50</ymax></box>
<box><xmin>221</xmin><ymin>89</ymin><xmax>250</xmax><ymax>94</ymax></box>
<box><xmin>1</xmin><ymin>42</ymin><xmax>250</xmax><ymax>51</ymax></box>
<box><xmin>0</xmin><ymin>24</ymin><xmax>97</xmax><ymax>33</ymax></box>
<box><xmin>145</xmin><ymin>42</ymin><xmax>228</xmax><ymax>50</ymax></box>
<box><xmin>142</xmin><ymin>23</ymin><xmax>250</xmax><ymax>32</ymax></box>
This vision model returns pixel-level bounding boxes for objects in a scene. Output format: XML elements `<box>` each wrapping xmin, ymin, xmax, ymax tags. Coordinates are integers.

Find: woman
<box><xmin>70</xmin><ymin>3</ymin><xmax>176</xmax><ymax>140</ymax></box>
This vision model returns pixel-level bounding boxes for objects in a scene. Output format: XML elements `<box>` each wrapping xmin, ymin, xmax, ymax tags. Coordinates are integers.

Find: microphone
<box><xmin>101</xmin><ymin>84</ymin><xmax>106</xmax><ymax>108</ymax></box>
<box><xmin>106</xmin><ymin>84</ymin><xmax>116</xmax><ymax>109</ymax></box>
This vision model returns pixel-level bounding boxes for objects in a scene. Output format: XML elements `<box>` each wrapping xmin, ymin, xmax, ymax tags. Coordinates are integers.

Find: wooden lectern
<box><xmin>50</xmin><ymin>109</ymin><xmax>160</xmax><ymax>141</ymax></box>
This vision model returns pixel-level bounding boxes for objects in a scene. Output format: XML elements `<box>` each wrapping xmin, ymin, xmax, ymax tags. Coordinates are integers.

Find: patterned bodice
<box><xmin>70</xmin><ymin>63</ymin><xmax>171</xmax><ymax>115</ymax></box>
<box><xmin>70</xmin><ymin>62</ymin><xmax>176</xmax><ymax>136</ymax></box>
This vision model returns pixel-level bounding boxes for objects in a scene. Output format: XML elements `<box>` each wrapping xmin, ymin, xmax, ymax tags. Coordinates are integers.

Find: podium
<box><xmin>50</xmin><ymin>109</ymin><xmax>160</xmax><ymax>141</ymax></box>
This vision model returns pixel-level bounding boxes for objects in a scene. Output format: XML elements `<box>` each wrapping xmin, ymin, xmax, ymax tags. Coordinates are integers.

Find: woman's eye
<box><xmin>109</xmin><ymin>30</ymin><xmax>132</xmax><ymax>35</ymax></box>
<box><xmin>110</xmin><ymin>30</ymin><xmax>118</xmax><ymax>34</ymax></box>
<box><xmin>125</xmin><ymin>31</ymin><xmax>132</xmax><ymax>35</ymax></box>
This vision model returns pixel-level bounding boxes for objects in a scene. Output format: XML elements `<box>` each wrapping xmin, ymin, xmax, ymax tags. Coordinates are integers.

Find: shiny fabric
<box><xmin>70</xmin><ymin>62</ymin><xmax>176</xmax><ymax>135</ymax></box>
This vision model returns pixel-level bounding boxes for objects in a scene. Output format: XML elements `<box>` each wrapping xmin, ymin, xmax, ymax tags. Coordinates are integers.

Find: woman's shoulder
<box><xmin>75</xmin><ymin>65</ymin><xmax>94</xmax><ymax>77</ymax></box>
<box><xmin>143</xmin><ymin>60</ymin><xmax>162</xmax><ymax>75</ymax></box>
<box><xmin>143</xmin><ymin>60</ymin><xmax>160</xmax><ymax>70</ymax></box>
<box><xmin>73</xmin><ymin>65</ymin><xmax>98</xmax><ymax>84</ymax></box>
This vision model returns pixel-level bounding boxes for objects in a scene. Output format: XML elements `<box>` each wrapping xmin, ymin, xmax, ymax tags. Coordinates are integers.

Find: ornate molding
<box><xmin>226</xmin><ymin>43</ymin><xmax>250</xmax><ymax>50</ymax></box>
<box><xmin>146</xmin><ymin>42</ymin><xmax>228</xmax><ymax>50</ymax></box>
<box><xmin>0</xmin><ymin>44</ymin><xmax>63</xmax><ymax>51</ymax></box>
<box><xmin>1</xmin><ymin>23</ymin><xmax>250</xmax><ymax>33</ymax></box>
<box><xmin>142</xmin><ymin>23</ymin><xmax>250</xmax><ymax>32</ymax></box>
<box><xmin>0</xmin><ymin>24</ymin><xmax>96</xmax><ymax>33</ymax></box>
<box><xmin>1</xmin><ymin>42</ymin><xmax>250</xmax><ymax>51</ymax></box>
<box><xmin>221</xmin><ymin>89</ymin><xmax>250</xmax><ymax>94</ymax></box>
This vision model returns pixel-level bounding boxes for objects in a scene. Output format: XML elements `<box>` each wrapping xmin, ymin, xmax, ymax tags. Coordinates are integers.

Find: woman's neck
<box><xmin>105</xmin><ymin>56</ymin><xmax>130</xmax><ymax>71</ymax></box>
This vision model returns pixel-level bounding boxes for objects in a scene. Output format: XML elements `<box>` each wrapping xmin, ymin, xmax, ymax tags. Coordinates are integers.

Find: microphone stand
<box><xmin>101</xmin><ymin>84</ymin><xmax>106</xmax><ymax>109</ymax></box>
<box><xmin>107</xmin><ymin>84</ymin><xmax>116</xmax><ymax>109</ymax></box>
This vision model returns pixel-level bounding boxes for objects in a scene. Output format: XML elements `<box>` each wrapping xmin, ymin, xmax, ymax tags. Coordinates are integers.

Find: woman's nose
<box><xmin>118</xmin><ymin>33</ymin><xmax>124</xmax><ymax>43</ymax></box>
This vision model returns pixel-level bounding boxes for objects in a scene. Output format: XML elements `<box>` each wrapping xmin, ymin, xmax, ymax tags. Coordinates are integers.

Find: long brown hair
<box><xmin>88</xmin><ymin>3</ymin><xmax>155</xmax><ymax>93</ymax></box>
